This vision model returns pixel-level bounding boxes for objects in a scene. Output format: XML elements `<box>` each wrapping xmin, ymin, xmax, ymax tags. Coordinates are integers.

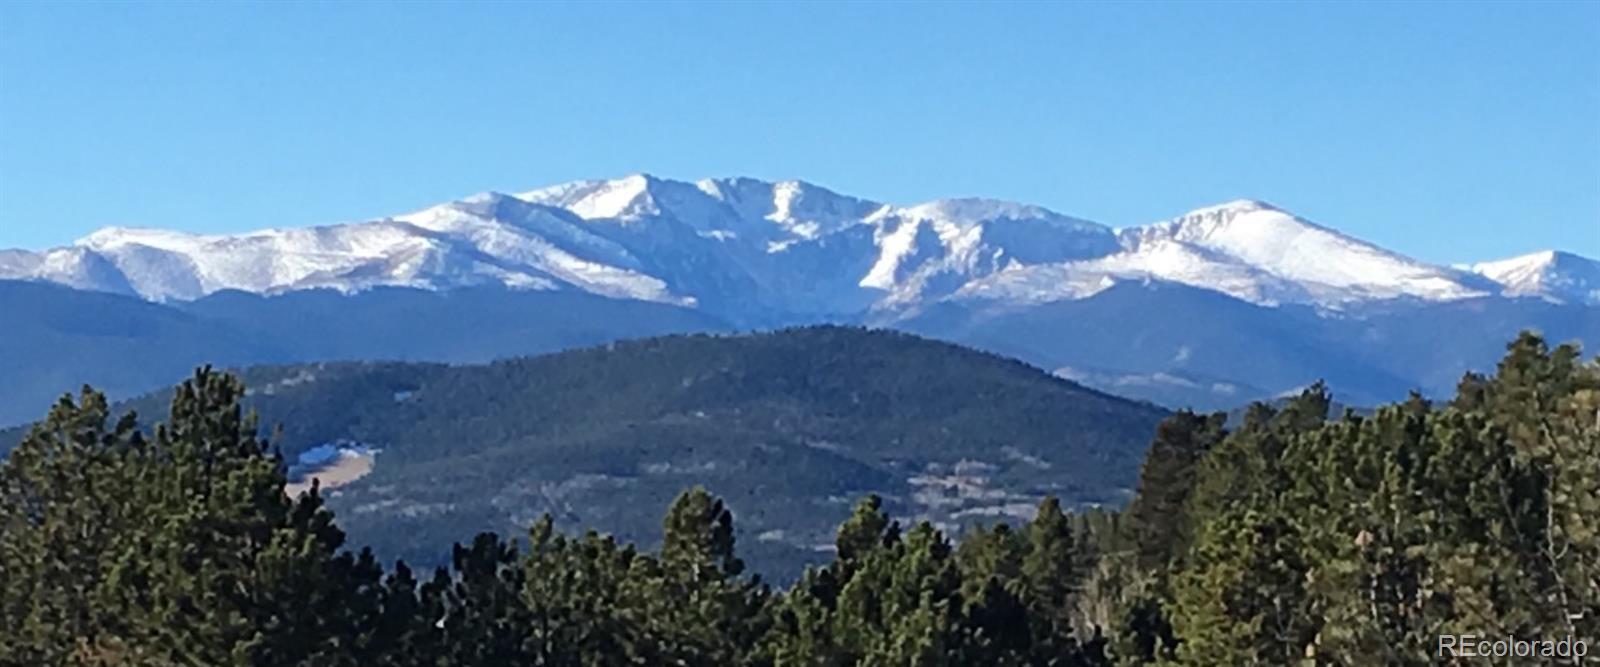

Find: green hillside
<box><xmin>23</xmin><ymin>326</ymin><xmax>1167</xmax><ymax>577</ymax></box>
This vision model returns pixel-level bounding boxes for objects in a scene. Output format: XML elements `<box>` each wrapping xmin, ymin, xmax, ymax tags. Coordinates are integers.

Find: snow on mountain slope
<box><xmin>390</xmin><ymin>194</ymin><xmax>685</xmax><ymax>303</ymax></box>
<box><xmin>512</xmin><ymin>176</ymin><xmax>1120</xmax><ymax>314</ymax></box>
<box><xmin>2</xmin><ymin>175</ymin><xmax>1587</xmax><ymax>322</ymax></box>
<box><xmin>514</xmin><ymin>176</ymin><xmax>876</xmax><ymax>318</ymax></box>
<box><xmin>6</xmin><ymin>193</ymin><xmax>687</xmax><ymax>304</ymax></box>
<box><xmin>860</xmin><ymin>198</ymin><xmax>1118</xmax><ymax>308</ymax></box>
<box><xmin>1470</xmin><ymin>250</ymin><xmax>1600</xmax><ymax>305</ymax></box>
<box><xmin>694</xmin><ymin>177</ymin><xmax>885</xmax><ymax>248</ymax></box>
<box><xmin>955</xmin><ymin>238</ymin><xmax>1312</xmax><ymax>306</ymax></box>
<box><xmin>520</xmin><ymin>174</ymin><xmax>720</xmax><ymax>225</ymax></box>
<box><xmin>954</xmin><ymin>199</ymin><xmax>1497</xmax><ymax>309</ymax></box>
<box><xmin>75</xmin><ymin>223</ymin><xmax>445</xmax><ymax>300</ymax></box>
<box><xmin>1117</xmin><ymin>200</ymin><xmax>1494</xmax><ymax>303</ymax></box>
<box><xmin>521</xmin><ymin>174</ymin><xmax>883</xmax><ymax>247</ymax></box>
<box><xmin>0</xmin><ymin>246</ymin><xmax>137</xmax><ymax>295</ymax></box>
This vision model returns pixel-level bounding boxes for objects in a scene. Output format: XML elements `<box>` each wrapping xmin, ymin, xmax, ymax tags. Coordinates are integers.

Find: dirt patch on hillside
<box><xmin>286</xmin><ymin>449</ymin><xmax>376</xmax><ymax>497</ymax></box>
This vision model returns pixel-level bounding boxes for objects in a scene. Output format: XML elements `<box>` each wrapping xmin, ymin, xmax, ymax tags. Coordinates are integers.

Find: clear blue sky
<box><xmin>1</xmin><ymin>2</ymin><xmax>1596</xmax><ymax>262</ymax></box>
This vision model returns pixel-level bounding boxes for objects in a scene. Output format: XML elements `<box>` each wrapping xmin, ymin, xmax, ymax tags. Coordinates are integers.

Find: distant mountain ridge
<box><xmin>0</xmin><ymin>280</ymin><xmax>729</xmax><ymax>426</ymax></box>
<box><xmin>5</xmin><ymin>174</ymin><xmax>1594</xmax><ymax>321</ymax></box>
<box><xmin>2</xmin><ymin>175</ymin><xmax>1597</xmax><ymax>417</ymax></box>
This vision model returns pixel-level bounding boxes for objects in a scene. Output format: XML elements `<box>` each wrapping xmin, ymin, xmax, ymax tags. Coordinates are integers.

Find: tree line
<box><xmin>2</xmin><ymin>332</ymin><xmax>1596</xmax><ymax>665</ymax></box>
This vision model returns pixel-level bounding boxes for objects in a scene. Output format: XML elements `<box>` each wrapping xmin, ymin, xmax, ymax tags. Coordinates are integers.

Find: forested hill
<box><xmin>6</xmin><ymin>330</ymin><xmax>1595</xmax><ymax>665</ymax></box>
<box><xmin>6</xmin><ymin>326</ymin><xmax>1168</xmax><ymax>577</ymax></box>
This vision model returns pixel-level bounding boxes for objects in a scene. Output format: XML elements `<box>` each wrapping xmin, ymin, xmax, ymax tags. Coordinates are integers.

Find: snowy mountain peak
<box><xmin>690</xmin><ymin>177</ymin><xmax>883</xmax><ymax>240</ymax></box>
<box><xmin>517</xmin><ymin>174</ymin><xmax>663</xmax><ymax>221</ymax></box>
<box><xmin>1471</xmin><ymin>250</ymin><xmax>1600</xmax><ymax>305</ymax></box>
<box><xmin>457</xmin><ymin>190</ymin><xmax>514</xmax><ymax>206</ymax></box>
<box><xmin>901</xmin><ymin>198</ymin><xmax>1022</xmax><ymax>223</ymax></box>
<box><xmin>77</xmin><ymin>226</ymin><xmax>211</xmax><ymax>251</ymax></box>
<box><xmin>1119</xmin><ymin>199</ymin><xmax>1278</xmax><ymax>239</ymax></box>
<box><xmin>1203</xmin><ymin>198</ymin><xmax>1278</xmax><ymax>213</ymax></box>
<box><xmin>398</xmin><ymin>191</ymin><xmax>584</xmax><ymax>234</ymax></box>
<box><xmin>444</xmin><ymin>190</ymin><xmax>565</xmax><ymax>219</ymax></box>
<box><xmin>1128</xmin><ymin>199</ymin><xmax>1297</xmax><ymax>243</ymax></box>
<box><xmin>897</xmin><ymin>198</ymin><xmax>1095</xmax><ymax>228</ymax></box>
<box><xmin>1119</xmin><ymin>201</ymin><xmax>1491</xmax><ymax>303</ymax></box>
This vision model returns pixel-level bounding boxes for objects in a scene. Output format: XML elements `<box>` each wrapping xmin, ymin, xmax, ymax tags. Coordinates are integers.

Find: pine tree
<box><xmin>841</xmin><ymin>522</ymin><xmax>962</xmax><ymax>666</ymax></box>
<box><xmin>645</xmin><ymin>486</ymin><xmax>769</xmax><ymax>665</ymax></box>
<box><xmin>954</xmin><ymin>523</ymin><xmax>1030</xmax><ymax>664</ymax></box>
<box><xmin>0</xmin><ymin>369</ymin><xmax>386</xmax><ymax>666</ymax></box>
<box><xmin>763</xmin><ymin>566</ymin><xmax>850</xmax><ymax>667</ymax></box>
<box><xmin>0</xmin><ymin>388</ymin><xmax>141</xmax><ymax>665</ymax></box>
<box><xmin>1022</xmin><ymin>497</ymin><xmax>1082</xmax><ymax>656</ymax></box>
<box><xmin>1124</xmin><ymin>412</ymin><xmax>1226</xmax><ymax>573</ymax></box>
<box><xmin>836</xmin><ymin>494</ymin><xmax>900</xmax><ymax>568</ymax></box>
<box><xmin>520</xmin><ymin>516</ymin><xmax>645</xmax><ymax>665</ymax></box>
<box><xmin>1162</xmin><ymin>385</ymin><xmax>1330</xmax><ymax>665</ymax></box>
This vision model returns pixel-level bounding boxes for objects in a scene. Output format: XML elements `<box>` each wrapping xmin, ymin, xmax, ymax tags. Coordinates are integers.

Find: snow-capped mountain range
<box><xmin>5</xmin><ymin>174</ymin><xmax>1596</xmax><ymax>322</ymax></box>
<box><xmin>2</xmin><ymin>174</ymin><xmax>1598</xmax><ymax>420</ymax></box>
